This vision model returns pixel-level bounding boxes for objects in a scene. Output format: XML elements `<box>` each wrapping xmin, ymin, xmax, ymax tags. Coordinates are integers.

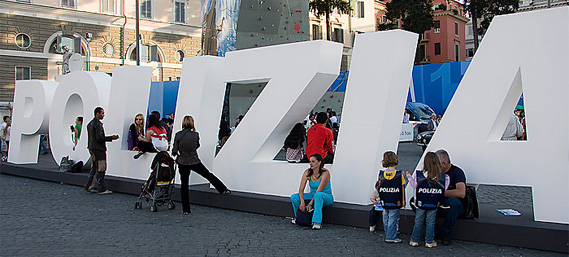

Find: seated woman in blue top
<box><xmin>290</xmin><ymin>154</ymin><xmax>333</xmax><ymax>230</ymax></box>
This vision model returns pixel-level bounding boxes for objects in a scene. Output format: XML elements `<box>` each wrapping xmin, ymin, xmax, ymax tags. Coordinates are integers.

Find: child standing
<box><xmin>375</xmin><ymin>151</ymin><xmax>406</xmax><ymax>243</ymax></box>
<box><xmin>407</xmin><ymin>152</ymin><xmax>449</xmax><ymax>248</ymax></box>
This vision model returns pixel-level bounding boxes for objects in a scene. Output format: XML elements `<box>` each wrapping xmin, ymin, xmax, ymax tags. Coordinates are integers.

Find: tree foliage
<box><xmin>378</xmin><ymin>0</ymin><xmax>434</xmax><ymax>35</ymax></box>
<box><xmin>465</xmin><ymin>0</ymin><xmax>518</xmax><ymax>35</ymax></box>
<box><xmin>309</xmin><ymin>0</ymin><xmax>352</xmax><ymax>40</ymax></box>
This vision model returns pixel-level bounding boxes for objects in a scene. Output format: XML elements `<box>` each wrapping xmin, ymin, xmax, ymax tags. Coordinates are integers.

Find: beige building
<box><xmin>0</xmin><ymin>0</ymin><xmax>203</xmax><ymax>102</ymax></box>
<box><xmin>308</xmin><ymin>0</ymin><xmax>377</xmax><ymax>71</ymax></box>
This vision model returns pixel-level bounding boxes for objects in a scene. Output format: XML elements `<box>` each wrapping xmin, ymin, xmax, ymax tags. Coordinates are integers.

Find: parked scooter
<box><xmin>416</xmin><ymin>130</ymin><xmax>435</xmax><ymax>152</ymax></box>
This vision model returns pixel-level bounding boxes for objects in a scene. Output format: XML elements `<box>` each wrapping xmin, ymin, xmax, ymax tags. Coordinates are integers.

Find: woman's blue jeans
<box><xmin>411</xmin><ymin>208</ymin><xmax>437</xmax><ymax>244</ymax></box>
<box><xmin>382</xmin><ymin>208</ymin><xmax>400</xmax><ymax>240</ymax></box>
<box><xmin>291</xmin><ymin>192</ymin><xmax>333</xmax><ymax>224</ymax></box>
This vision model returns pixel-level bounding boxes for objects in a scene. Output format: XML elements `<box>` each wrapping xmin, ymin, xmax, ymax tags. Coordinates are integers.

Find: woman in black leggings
<box><xmin>172</xmin><ymin>115</ymin><xmax>231</xmax><ymax>215</ymax></box>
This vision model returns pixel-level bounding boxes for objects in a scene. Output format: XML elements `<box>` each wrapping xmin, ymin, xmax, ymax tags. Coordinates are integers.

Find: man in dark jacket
<box><xmin>84</xmin><ymin>107</ymin><xmax>119</xmax><ymax>195</ymax></box>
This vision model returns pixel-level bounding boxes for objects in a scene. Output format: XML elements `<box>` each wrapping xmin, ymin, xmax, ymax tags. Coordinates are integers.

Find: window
<box><xmin>174</xmin><ymin>1</ymin><xmax>186</xmax><ymax>23</ymax></box>
<box><xmin>356</xmin><ymin>1</ymin><xmax>365</xmax><ymax>18</ymax></box>
<box><xmin>175</xmin><ymin>50</ymin><xmax>185</xmax><ymax>62</ymax></box>
<box><xmin>418</xmin><ymin>44</ymin><xmax>426</xmax><ymax>62</ymax></box>
<box><xmin>102</xmin><ymin>43</ymin><xmax>115</xmax><ymax>57</ymax></box>
<box><xmin>466</xmin><ymin>48</ymin><xmax>475</xmax><ymax>58</ymax></box>
<box><xmin>455</xmin><ymin>43</ymin><xmax>460</xmax><ymax>61</ymax></box>
<box><xmin>141</xmin><ymin>0</ymin><xmax>152</xmax><ymax>19</ymax></box>
<box><xmin>15</xmin><ymin>67</ymin><xmax>31</xmax><ymax>81</ymax></box>
<box><xmin>434</xmin><ymin>20</ymin><xmax>440</xmax><ymax>33</ymax></box>
<box><xmin>15</xmin><ymin>33</ymin><xmax>31</xmax><ymax>49</ymax></box>
<box><xmin>101</xmin><ymin>0</ymin><xmax>116</xmax><ymax>13</ymax></box>
<box><xmin>455</xmin><ymin>22</ymin><xmax>459</xmax><ymax>35</ymax></box>
<box><xmin>331</xmin><ymin>28</ymin><xmax>344</xmax><ymax>43</ymax></box>
<box><xmin>130</xmin><ymin>44</ymin><xmax>160</xmax><ymax>62</ymax></box>
<box><xmin>435</xmin><ymin>43</ymin><xmax>441</xmax><ymax>55</ymax></box>
<box><xmin>312</xmin><ymin>24</ymin><xmax>322</xmax><ymax>40</ymax></box>
<box><xmin>49</xmin><ymin>36</ymin><xmax>85</xmax><ymax>55</ymax></box>
<box><xmin>61</xmin><ymin>0</ymin><xmax>75</xmax><ymax>8</ymax></box>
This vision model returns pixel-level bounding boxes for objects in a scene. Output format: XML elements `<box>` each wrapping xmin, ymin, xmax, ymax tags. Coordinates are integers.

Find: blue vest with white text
<box><xmin>415</xmin><ymin>171</ymin><xmax>445</xmax><ymax>210</ymax></box>
<box><xmin>377</xmin><ymin>170</ymin><xmax>403</xmax><ymax>209</ymax></box>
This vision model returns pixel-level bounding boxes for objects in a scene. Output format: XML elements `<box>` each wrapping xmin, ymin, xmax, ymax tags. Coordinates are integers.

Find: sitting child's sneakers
<box><xmin>409</xmin><ymin>240</ymin><xmax>419</xmax><ymax>247</ymax></box>
<box><xmin>291</xmin><ymin>219</ymin><xmax>296</xmax><ymax>225</ymax></box>
<box><xmin>369</xmin><ymin>225</ymin><xmax>376</xmax><ymax>232</ymax></box>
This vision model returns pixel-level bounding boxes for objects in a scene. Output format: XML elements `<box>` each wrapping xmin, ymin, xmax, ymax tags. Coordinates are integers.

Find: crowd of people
<box><xmin>2</xmin><ymin>105</ymin><xmax>473</xmax><ymax>247</ymax></box>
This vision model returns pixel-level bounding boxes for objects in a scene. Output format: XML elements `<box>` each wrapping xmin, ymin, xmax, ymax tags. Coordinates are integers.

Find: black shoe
<box><xmin>183</xmin><ymin>211</ymin><xmax>191</xmax><ymax>215</ymax></box>
<box><xmin>42</xmin><ymin>152</ymin><xmax>48</xmax><ymax>155</ymax></box>
<box><xmin>222</xmin><ymin>189</ymin><xmax>231</xmax><ymax>195</ymax></box>
<box><xmin>133</xmin><ymin>151</ymin><xmax>144</xmax><ymax>159</ymax></box>
<box><xmin>441</xmin><ymin>237</ymin><xmax>452</xmax><ymax>246</ymax></box>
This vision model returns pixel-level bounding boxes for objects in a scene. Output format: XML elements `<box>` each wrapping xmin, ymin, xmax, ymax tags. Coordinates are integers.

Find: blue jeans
<box><xmin>291</xmin><ymin>192</ymin><xmax>333</xmax><ymax>224</ymax></box>
<box><xmin>442</xmin><ymin>197</ymin><xmax>465</xmax><ymax>238</ymax></box>
<box><xmin>382</xmin><ymin>208</ymin><xmax>400</xmax><ymax>240</ymax></box>
<box><xmin>411</xmin><ymin>208</ymin><xmax>437</xmax><ymax>243</ymax></box>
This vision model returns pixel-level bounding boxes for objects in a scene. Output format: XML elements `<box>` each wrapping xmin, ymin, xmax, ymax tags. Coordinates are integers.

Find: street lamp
<box><xmin>85</xmin><ymin>32</ymin><xmax>92</xmax><ymax>71</ymax></box>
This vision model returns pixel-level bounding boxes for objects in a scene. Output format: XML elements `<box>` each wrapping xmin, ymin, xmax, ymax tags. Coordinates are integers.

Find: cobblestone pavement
<box><xmin>0</xmin><ymin>174</ymin><xmax>561</xmax><ymax>257</ymax></box>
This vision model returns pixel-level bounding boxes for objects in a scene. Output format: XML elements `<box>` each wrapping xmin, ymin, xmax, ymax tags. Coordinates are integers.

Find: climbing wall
<box><xmin>236</xmin><ymin>0</ymin><xmax>310</xmax><ymax>50</ymax></box>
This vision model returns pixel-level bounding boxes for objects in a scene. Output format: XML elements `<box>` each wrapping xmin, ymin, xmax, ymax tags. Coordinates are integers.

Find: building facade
<box><xmin>0</xmin><ymin>0</ymin><xmax>202</xmax><ymax>102</ymax></box>
<box><xmin>416</xmin><ymin>0</ymin><xmax>469</xmax><ymax>64</ymax></box>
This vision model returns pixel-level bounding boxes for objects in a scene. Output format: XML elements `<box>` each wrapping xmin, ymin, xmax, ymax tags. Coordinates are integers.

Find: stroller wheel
<box><xmin>150</xmin><ymin>204</ymin><xmax>157</xmax><ymax>212</ymax></box>
<box><xmin>167</xmin><ymin>202</ymin><xmax>175</xmax><ymax>210</ymax></box>
<box><xmin>135</xmin><ymin>202</ymin><xmax>142</xmax><ymax>209</ymax></box>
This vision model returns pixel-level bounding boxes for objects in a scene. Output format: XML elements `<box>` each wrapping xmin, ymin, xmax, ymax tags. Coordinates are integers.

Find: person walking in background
<box><xmin>427</xmin><ymin>114</ymin><xmax>438</xmax><ymax>131</ymax></box>
<box><xmin>0</xmin><ymin>116</ymin><xmax>10</xmax><ymax>162</ymax></box>
<box><xmin>218</xmin><ymin>114</ymin><xmax>231</xmax><ymax>148</ymax></box>
<box><xmin>501</xmin><ymin>113</ymin><xmax>524</xmax><ymax>141</ymax></box>
<box><xmin>284</xmin><ymin>123</ymin><xmax>307</xmax><ymax>163</ymax></box>
<box><xmin>128</xmin><ymin>114</ymin><xmax>145</xmax><ymax>151</ymax></box>
<box><xmin>172</xmin><ymin>115</ymin><xmax>231</xmax><ymax>215</ymax></box>
<box><xmin>306</xmin><ymin>112</ymin><xmax>335</xmax><ymax>164</ymax></box>
<box><xmin>84</xmin><ymin>107</ymin><xmax>119</xmax><ymax>195</ymax></box>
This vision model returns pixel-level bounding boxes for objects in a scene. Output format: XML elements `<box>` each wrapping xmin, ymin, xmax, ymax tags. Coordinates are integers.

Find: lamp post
<box><xmin>135</xmin><ymin>0</ymin><xmax>140</xmax><ymax>66</ymax></box>
<box><xmin>85</xmin><ymin>32</ymin><xmax>92</xmax><ymax>71</ymax></box>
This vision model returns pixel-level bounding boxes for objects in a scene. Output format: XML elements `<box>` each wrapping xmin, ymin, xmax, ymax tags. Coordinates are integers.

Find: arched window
<box><xmin>48</xmin><ymin>36</ymin><xmax>86</xmax><ymax>56</ymax></box>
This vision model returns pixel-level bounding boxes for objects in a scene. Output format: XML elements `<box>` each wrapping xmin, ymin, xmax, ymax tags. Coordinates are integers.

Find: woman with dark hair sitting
<box><xmin>290</xmin><ymin>154</ymin><xmax>334</xmax><ymax>230</ymax></box>
<box><xmin>173</xmin><ymin>115</ymin><xmax>231</xmax><ymax>215</ymax></box>
<box><xmin>134</xmin><ymin>113</ymin><xmax>168</xmax><ymax>159</ymax></box>
<box><xmin>284</xmin><ymin>123</ymin><xmax>307</xmax><ymax>163</ymax></box>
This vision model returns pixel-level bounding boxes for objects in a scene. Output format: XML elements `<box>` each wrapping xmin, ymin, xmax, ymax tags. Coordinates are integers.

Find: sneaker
<box><xmin>291</xmin><ymin>219</ymin><xmax>296</xmax><ymax>225</ymax></box>
<box><xmin>312</xmin><ymin>223</ymin><xmax>322</xmax><ymax>230</ymax></box>
<box><xmin>369</xmin><ymin>225</ymin><xmax>376</xmax><ymax>232</ymax></box>
<box><xmin>385</xmin><ymin>238</ymin><xmax>402</xmax><ymax>243</ymax></box>
<box><xmin>97</xmin><ymin>190</ymin><xmax>113</xmax><ymax>195</ymax></box>
<box><xmin>183</xmin><ymin>211</ymin><xmax>191</xmax><ymax>215</ymax></box>
<box><xmin>409</xmin><ymin>240</ymin><xmax>419</xmax><ymax>247</ymax></box>
<box><xmin>425</xmin><ymin>242</ymin><xmax>438</xmax><ymax>248</ymax></box>
<box><xmin>133</xmin><ymin>151</ymin><xmax>144</xmax><ymax>159</ymax></box>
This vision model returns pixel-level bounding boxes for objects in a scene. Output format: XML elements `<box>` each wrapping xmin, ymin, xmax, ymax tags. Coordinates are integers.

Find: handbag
<box><xmin>462</xmin><ymin>185</ymin><xmax>479</xmax><ymax>219</ymax></box>
<box><xmin>59</xmin><ymin>156</ymin><xmax>74</xmax><ymax>172</ymax></box>
<box><xmin>295</xmin><ymin>209</ymin><xmax>313</xmax><ymax>227</ymax></box>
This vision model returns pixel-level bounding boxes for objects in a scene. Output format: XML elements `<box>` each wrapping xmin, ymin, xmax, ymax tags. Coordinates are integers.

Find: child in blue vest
<box><xmin>406</xmin><ymin>152</ymin><xmax>449</xmax><ymax>248</ymax></box>
<box><xmin>375</xmin><ymin>151</ymin><xmax>406</xmax><ymax>243</ymax></box>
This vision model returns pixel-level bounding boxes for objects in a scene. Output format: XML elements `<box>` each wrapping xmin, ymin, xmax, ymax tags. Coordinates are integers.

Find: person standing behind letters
<box><xmin>501</xmin><ymin>113</ymin><xmax>524</xmax><ymax>140</ymax></box>
<box><xmin>84</xmin><ymin>107</ymin><xmax>119</xmax><ymax>195</ymax></box>
<box><xmin>306</xmin><ymin>112</ymin><xmax>335</xmax><ymax>164</ymax></box>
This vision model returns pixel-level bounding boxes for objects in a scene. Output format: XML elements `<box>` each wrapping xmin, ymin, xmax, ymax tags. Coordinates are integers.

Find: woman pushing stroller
<box><xmin>172</xmin><ymin>115</ymin><xmax>231</xmax><ymax>215</ymax></box>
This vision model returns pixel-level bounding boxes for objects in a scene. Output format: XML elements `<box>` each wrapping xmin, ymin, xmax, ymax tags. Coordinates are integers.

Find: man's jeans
<box><xmin>382</xmin><ymin>208</ymin><xmax>400</xmax><ymax>240</ymax></box>
<box><xmin>441</xmin><ymin>197</ymin><xmax>465</xmax><ymax>238</ymax></box>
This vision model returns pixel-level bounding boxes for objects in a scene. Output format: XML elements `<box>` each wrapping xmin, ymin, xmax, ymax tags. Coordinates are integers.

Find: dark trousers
<box><xmin>137</xmin><ymin>141</ymin><xmax>157</xmax><ymax>153</ymax></box>
<box><xmin>179</xmin><ymin>162</ymin><xmax>228</xmax><ymax>212</ymax></box>
<box><xmin>441</xmin><ymin>197</ymin><xmax>465</xmax><ymax>238</ymax></box>
<box><xmin>84</xmin><ymin>150</ymin><xmax>107</xmax><ymax>193</ymax></box>
<box><xmin>324</xmin><ymin>153</ymin><xmax>334</xmax><ymax>164</ymax></box>
<box><xmin>369</xmin><ymin>208</ymin><xmax>382</xmax><ymax>226</ymax></box>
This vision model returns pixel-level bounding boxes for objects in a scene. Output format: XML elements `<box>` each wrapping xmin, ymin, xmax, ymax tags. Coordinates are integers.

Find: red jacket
<box><xmin>306</xmin><ymin>124</ymin><xmax>334</xmax><ymax>159</ymax></box>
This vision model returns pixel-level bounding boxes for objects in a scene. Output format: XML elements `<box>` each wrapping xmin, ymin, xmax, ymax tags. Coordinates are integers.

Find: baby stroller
<box><xmin>134</xmin><ymin>151</ymin><xmax>176</xmax><ymax>212</ymax></box>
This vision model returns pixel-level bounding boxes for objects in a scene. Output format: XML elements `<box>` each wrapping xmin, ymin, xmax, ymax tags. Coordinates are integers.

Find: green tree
<box><xmin>378</xmin><ymin>0</ymin><xmax>434</xmax><ymax>36</ymax></box>
<box><xmin>465</xmin><ymin>0</ymin><xmax>518</xmax><ymax>50</ymax></box>
<box><xmin>309</xmin><ymin>0</ymin><xmax>352</xmax><ymax>41</ymax></box>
